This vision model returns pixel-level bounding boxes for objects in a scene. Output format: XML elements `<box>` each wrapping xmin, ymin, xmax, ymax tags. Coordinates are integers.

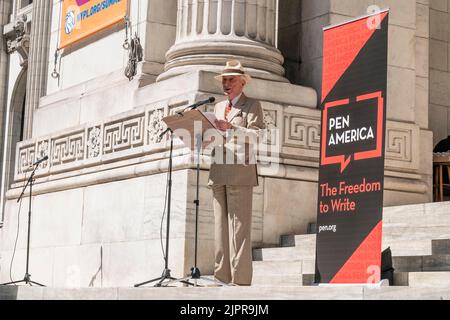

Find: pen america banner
<box><xmin>315</xmin><ymin>10</ymin><xmax>389</xmax><ymax>284</ymax></box>
<box><xmin>60</xmin><ymin>0</ymin><xmax>128</xmax><ymax>48</ymax></box>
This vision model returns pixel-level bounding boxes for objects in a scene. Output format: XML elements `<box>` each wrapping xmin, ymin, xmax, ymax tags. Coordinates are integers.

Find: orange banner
<box><xmin>60</xmin><ymin>0</ymin><xmax>128</xmax><ymax>48</ymax></box>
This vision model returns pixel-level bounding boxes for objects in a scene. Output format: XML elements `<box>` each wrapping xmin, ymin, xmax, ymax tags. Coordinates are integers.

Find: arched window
<box><xmin>20</xmin><ymin>0</ymin><xmax>33</xmax><ymax>9</ymax></box>
<box><xmin>0</xmin><ymin>69</ymin><xmax>26</xmax><ymax>223</ymax></box>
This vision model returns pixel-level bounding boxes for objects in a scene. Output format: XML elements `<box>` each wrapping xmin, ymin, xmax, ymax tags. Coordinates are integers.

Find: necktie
<box><xmin>225</xmin><ymin>101</ymin><xmax>232</xmax><ymax>118</ymax></box>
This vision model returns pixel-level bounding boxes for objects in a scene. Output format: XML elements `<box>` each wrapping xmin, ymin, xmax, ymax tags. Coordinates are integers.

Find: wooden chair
<box><xmin>433</xmin><ymin>161</ymin><xmax>450</xmax><ymax>202</ymax></box>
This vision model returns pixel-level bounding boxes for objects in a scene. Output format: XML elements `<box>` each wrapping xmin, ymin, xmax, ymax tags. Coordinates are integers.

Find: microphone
<box><xmin>177</xmin><ymin>97</ymin><xmax>216</xmax><ymax>116</ymax></box>
<box><xmin>189</xmin><ymin>97</ymin><xmax>215</xmax><ymax>110</ymax></box>
<box><xmin>33</xmin><ymin>155</ymin><xmax>48</xmax><ymax>166</ymax></box>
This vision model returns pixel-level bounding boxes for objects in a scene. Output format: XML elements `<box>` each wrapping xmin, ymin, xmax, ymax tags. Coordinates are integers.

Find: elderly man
<box><xmin>209</xmin><ymin>60</ymin><xmax>265</xmax><ymax>286</ymax></box>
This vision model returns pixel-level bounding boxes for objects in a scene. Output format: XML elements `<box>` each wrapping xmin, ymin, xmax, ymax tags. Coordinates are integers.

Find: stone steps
<box><xmin>383</xmin><ymin>202</ymin><xmax>450</xmax><ymax>218</ymax></box>
<box><xmin>251</xmin><ymin>274</ymin><xmax>302</xmax><ymax>287</ymax></box>
<box><xmin>255</xmin><ymin>238</ymin><xmax>438</xmax><ymax>262</ymax></box>
<box><xmin>252</xmin><ymin>273</ymin><xmax>315</xmax><ymax>287</ymax></box>
<box><xmin>252</xmin><ymin>246</ymin><xmax>315</xmax><ymax>262</ymax></box>
<box><xmin>280</xmin><ymin>234</ymin><xmax>316</xmax><ymax>248</ymax></box>
<box><xmin>394</xmin><ymin>272</ymin><xmax>450</xmax><ymax>287</ymax></box>
<box><xmin>250</xmin><ymin>202</ymin><xmax>450</xmax><ymax>288</ymax></box>
<box><xmin>393</xmin><ymin>254</ymin><xmax>450</xmax><ymax>272</ymax></box>
<box><xmin>432</xmin><ymin>239</ymin><xmax>450</xmax><ymax>255</ymax></box>
<box><xmin>382</xmin><ymin>226</ymin><xmax>450</xmax><ymax>241</ymax></box>
<box><xmin>253</xmin><ymin>260</ymin><xmax>315</xmax><ymax>276</ymax></box>
<box><xmin>278</xmin><ymin>234</ymin><xmax>447</xmax><ymax>257</ymax></box>
<box><xmin>383</xmin><ymin>214</ymin><xmax>450</xmax><ymax>227</ymax></box>
<box><xmin>4</xmin><ymin>284</ymin><xmax>450</xmax><ymax>300</ymax></box>
<box><xmin>382</xmin><ymin>239</ymin><xmax>432</xmax><ymax>256</ymax></box>
<box><xmin>8</xmin><ymin>285</ymin><xmax>450</xmax><ymax>300</ymax></box>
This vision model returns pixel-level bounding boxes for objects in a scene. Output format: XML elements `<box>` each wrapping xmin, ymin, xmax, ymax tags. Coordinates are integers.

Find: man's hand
<box><xmin>215</xmin><ymin>120</ymin><xmax>233</xmax><ymax>131</ymax></box>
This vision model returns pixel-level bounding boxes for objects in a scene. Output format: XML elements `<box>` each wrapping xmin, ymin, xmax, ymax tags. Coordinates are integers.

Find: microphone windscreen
<box><xmin>209</xmin><ymin>97</ymin><xmax>216</xmax><ymax>103</ymax></box>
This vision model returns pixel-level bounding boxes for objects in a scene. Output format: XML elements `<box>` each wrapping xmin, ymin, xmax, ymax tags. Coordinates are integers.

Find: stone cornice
<box><xmin>10</xmin><ymin>92</ymin><xmax>426</xmax><ymax>198</ymax></box>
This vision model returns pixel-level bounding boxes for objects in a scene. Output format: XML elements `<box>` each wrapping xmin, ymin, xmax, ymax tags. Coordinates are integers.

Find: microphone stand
<box><xmin>138</xmin><ymin>98</ymin><xmax>224</xmax><ymax>287</ymax></box>
<box><xmin>158</xmin><ymin>102</ymin><xmax>228</xmax><ymax>287</ymax></box>
<box><xmin>1</xmin><ymin>162</ymin><xmax>45</xmax><ymax>287</ymax></box>
<box><xmin>173</xmin><ymin>132</ymin><xmax>229</xmax><ymax>287</ymax></box>
<box><xmin>134</xmin><ymin>128</ymin><xmax>193</xmax><ymax>287</ymax></box>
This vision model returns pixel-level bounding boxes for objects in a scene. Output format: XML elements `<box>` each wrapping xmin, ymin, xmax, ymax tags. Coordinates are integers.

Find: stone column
<box><xmin>158</xmin><ymin>0</ymin><xmax>287</xmax><ymax>82</ymax></box>
<box><xmin>0</xmin><ymin>0</ymin><xmax>12</xmax><ymax>225</ymax></box>
<box><xmin>23</xmin><ymin>0</ymin><xmax>52</xmax><ymax>139</ymax></box>
<box><xmin>0</xmin><ymin>0</ymin><xmax>12</xmax><ymax>107</ymax></box>
<box><xmin>1</xmin><ymin>0</ymin><xmax>12</xmax><ymax>121</ymax></box>
<box><xmin>1</xmin><ymin>1</ymin><xmax>12</xmax><ymax>148</ymax></box>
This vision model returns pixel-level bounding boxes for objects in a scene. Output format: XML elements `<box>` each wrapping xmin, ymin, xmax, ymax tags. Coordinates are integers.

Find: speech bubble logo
<box><xmin>321</xmin><ymin>92</ymin><xmax>384</xmax><ymax>173</ymax></box>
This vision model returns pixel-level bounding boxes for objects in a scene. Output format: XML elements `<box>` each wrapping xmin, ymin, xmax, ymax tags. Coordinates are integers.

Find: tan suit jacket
<box><xmin>208</xmin><ymin>94</ymin><xmax>265</xmax><ymax>186</ymax></box>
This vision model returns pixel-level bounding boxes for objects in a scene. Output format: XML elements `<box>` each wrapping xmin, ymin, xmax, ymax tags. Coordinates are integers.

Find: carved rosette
<box><xmin>262</xmin><ymin>110</ymin><xmax>277</xmax><ymax>145</ymax></box>
<box><xmin>148</xmin><ymin>109</ymin><xmax>166</xmax><ymax>144</ymax></box>
<box><xmin>36</xmin><ymin>140</ymin><xmax>49</xmax><ymax>169</ymax></box>
<box><xmin>87</xmin><ymin>127</ymin><xmax>102</xmax><ymax>158</ymax></box>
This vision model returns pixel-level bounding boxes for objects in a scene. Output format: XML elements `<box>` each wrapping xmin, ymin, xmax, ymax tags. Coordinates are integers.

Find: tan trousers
<box><xmin>212</xmin><ymin>185</ymin><xmax>253</xmax><ymax>285</ymax></box>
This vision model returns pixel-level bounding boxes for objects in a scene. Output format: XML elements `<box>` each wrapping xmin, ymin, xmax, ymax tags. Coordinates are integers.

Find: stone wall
<box><xmin>45</xmin><ymin>0</ymin><xmax>177</xmax><ymax>100</ymax></box>
<box><xmin>0</xmin><ymin>170</ymin><xmax>193</xmax><ymax>287</ymax></box>
<box><xmin>33</xmin><ymin>0</ymin><xmax>177</xmax><ymax>138</ymax></box>
<box><xmin>429</xmin><ymin>0</ymin><xmax>450</xmax><ymax>146</ymax></box>
<box><xmin>278</xmin><ymin>0</ymin><xmax>302</xmax><ymax>85</ymax></box>
<box><xmin>298</xmin><ymin>0</ymin><xmax>329</xmax><ymax>96</ymax></box>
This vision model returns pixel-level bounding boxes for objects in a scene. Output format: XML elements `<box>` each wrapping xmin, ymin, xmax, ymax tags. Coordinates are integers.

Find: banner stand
<box><xmin>314</xmin><ymin>9</ymin><xmax>389</xmax><ymax>285</ymax></box>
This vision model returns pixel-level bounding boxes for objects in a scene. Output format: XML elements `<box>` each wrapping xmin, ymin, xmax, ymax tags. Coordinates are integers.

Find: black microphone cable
<box><xmin>9</xmin><ymin>169</ymin><xmax>30</xmax><ymax>283</ymax></box>
<box><xmin>159</xmin><ymin>164</ymin><xmax>170</xmax><ymax>264</ymax></box>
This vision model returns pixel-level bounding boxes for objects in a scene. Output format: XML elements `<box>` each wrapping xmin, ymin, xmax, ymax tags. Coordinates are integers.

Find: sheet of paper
<box><xmin>202</xmin><ymin>112</ymin><xmax>218</xmax><ymax>128</ymax></box>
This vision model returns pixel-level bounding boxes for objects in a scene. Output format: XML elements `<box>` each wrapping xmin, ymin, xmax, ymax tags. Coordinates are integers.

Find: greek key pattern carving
<box><xmin>385</xmin><ymin>128</ymin><xmax>412</xmax><ymax>162</ymax></box>
<box><xmin>17</xmin><ymin>143</ymin><xmax>35</xmax><ymax>175</ymax></box>
<box><xmin>51</xmin><ymin>132</ymin><xmax>84</xmax><ymax>166</ymax></box>
<box><xmin>103</xmin><ymin>114</ymin><xmax>145</xmax><ymax>154</ymax></box>
<box><xmin>12</xmin><ymin>100</ymin><xmax>418</xmax><ymax>182</ymax></box>
<box><xmin>284</xmin><ymin>115</ymin><xmax>321</xmax><ymax>150</ymax></box>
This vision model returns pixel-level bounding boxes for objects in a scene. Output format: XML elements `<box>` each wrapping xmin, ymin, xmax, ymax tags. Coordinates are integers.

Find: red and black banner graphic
<box><xmin>315</xmin><ymin>10</ymin><xmax>389</xmax><ymax>284</ymax></box>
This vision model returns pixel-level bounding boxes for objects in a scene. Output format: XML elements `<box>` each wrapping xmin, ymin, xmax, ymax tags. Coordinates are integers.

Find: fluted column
<box><xmin>1</xmin><ymin>0</ymin><xmax>12</xmax><ymax>134</ymax></box>
<box><xmin>23</xmin><ymin>0</ymin><xmax>52</xmax><ymax>139</ymax></box>
<box><xmin>0</xmin><ymin>0</ymin><xmax>12</xmax><ymax>224</ymax></box>
<box><xmin>158</xmin><ymin>0</ymin><xmax>287</xmax><ymax>82</ymax></box>
<box><xmin>1</xmin><ymin>0</ymin><xmax>12</xmax><ymax>117</ymax></box>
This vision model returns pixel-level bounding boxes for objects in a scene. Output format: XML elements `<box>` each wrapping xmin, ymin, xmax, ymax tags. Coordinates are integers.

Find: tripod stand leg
<box><xmin>166</xmin><ymin>276</ymin><xmax>196</xmax><ymax>287</ymax></box>
<box><xmin>28</xmin><ymin>280</ymin><xmax>45</xmax><ymax>287</ymax></box>
<box><xmin>0</xmin><ymin>279</ymin><xmax>26</xmax><ymax>286</ymax></box>
<box><xmin>134</xmin><ymin>276</ymin><xmax>164</xmax><ymax>287</ymax></box>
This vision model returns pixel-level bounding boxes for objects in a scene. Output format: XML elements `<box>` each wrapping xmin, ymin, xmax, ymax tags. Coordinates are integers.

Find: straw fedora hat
<box><xmin>214</xmin><ymin>60</ymin><xmax>252</xmax><ymax>83</ymax></box>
